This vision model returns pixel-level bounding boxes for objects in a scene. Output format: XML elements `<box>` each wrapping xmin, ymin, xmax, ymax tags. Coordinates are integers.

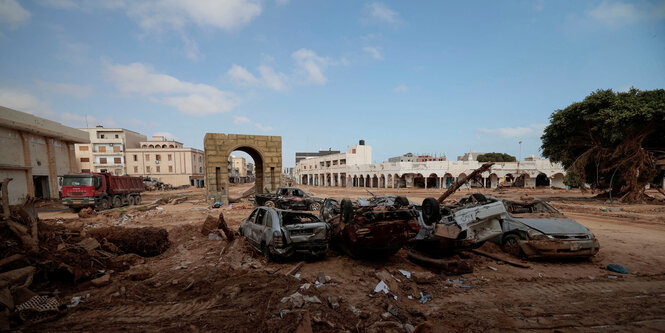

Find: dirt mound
<box><xmin>87</xmin><ymin>227</ymin><xmax>170</xmax><ymax>257</ymax></box>
<box><xmin>77</xmin><ymin>207</ymin><xmax>96</xmax><ymax>218</ymax></box>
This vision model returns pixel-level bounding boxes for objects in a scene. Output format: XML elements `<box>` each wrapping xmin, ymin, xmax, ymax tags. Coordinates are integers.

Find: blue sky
<box><xmin>0</xmin><ymin>0</ymin><xmax>663</xmax><ymax>167</ymax></box>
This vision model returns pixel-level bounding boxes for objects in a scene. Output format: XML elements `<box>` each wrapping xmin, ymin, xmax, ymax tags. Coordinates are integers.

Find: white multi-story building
<box><xmin>75</xmin><ymin>126</ymin><xmax>146</xmax><ymax>175</ymax></box>
<box><xmin>295</xmin><ymin>141</ymin><xmax>567</xmax><ymax>189</ymax></box>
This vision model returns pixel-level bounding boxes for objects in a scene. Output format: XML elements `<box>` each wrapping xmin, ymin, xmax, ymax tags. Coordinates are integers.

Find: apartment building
<box><xmin>125</xmin><ymin>136</ymin><xmax>205</xmax><ymax>187</ymax></box>
<box><xmin>75</xmin><ymin>126</ymin><xmax>146</xmax><ymax>175</ymax></box>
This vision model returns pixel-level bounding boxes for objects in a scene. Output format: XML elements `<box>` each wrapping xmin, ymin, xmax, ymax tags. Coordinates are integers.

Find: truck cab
<box><xmin>61</xmin><ymin>172</ymin><xmax>144</xmax><ymax>211</ymax></box>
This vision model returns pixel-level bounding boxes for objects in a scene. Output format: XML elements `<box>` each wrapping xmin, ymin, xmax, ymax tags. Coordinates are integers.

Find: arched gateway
<box><xmin>204</xmin><ymin>133</ymin><xmax>282</xmax><ymax>205</ymax></box>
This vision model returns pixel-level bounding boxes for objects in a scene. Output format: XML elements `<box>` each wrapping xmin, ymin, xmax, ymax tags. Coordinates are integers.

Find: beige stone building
<box><xmin>0</xmin><ymin>106</ymin><xmax>90</xmax><ymax>204</ymax></box>
<box><xmin>125</xmin><ymin>136</ymin><xmax>205</xmax><ymax>187</ymax></box>
<box><xmin>75</xmin><ymin>126</ymin><xmax>146</xmax><ymax>175</ymax></box>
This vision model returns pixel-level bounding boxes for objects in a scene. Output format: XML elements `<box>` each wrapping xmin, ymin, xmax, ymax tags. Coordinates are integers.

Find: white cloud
<box><xmin>365</xmin><ymin>2</ymin><xmax>401</xmax><ymax>25</ymax></box>
<box><xmin>105</xmin><ymin>61</ymin><xmax>239</xmax><ymax>116</ymax></box>
<box><xmin>393</xmin><ymin>84</ymin><xmax>408</xmax><ymax>93</ymax></box>
<box><xmin>0</xmin><ymin>87</ymin><xmax>102</xmax><ymax>127</ymax></box>
<box><xmin>478</xmin><ymin>124</ymin><xmax>546</xmax><ymax>139</ymax></box>
<box><xmin>153</xmin><ymin>131</ymin><xmax>178</xmax><ymax>140</ymax></box>
<box><xmin>35</xmin><ymin>80</ymin><xmax>93</xmax><ymax>98</ymax></box>
<box><xmin>363</xmin><ymin>46</ymin><xmax>383</xmax><ymax>60</ymax></box>
<box><xmin>589</xmin><ymin>1</ymin><xmax>665</xmax><ymax>26</ymax></box>
<box><xmin>233</xmin><ymin>116</ymin><xmax>250</xmax><ymax>124</ymax></box>
<box><xmin>182</xmin><ymin>36</ymin><xmax>203</xmax><ymax>61</ymax></box>
<box><xmin>0</xmin><ymin>0</ymin><xmax>30</xmax><ymax>28</ymax></box>
<box><xmin>127</xmin><ymin>0</ymin><xmax>262</xmax><ymax>32</ymax></box>
<box><xmin>228</xmin><ymin>64</ymin><xmax>287</xmax><ymax>91</ymax></box>
<box><xmin>292</xmin><ymin>48</ymin><xmax>329</xmax><ymax>85</ymax></box>
<box><xmin>254</xmin><ymin>123</ymin><xmax>273</xmax><ymax>131</ymax></box>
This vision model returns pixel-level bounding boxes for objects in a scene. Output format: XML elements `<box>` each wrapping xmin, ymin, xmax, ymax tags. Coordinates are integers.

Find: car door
<box><xmin>252</xmin><ymin>208</ymin><xmax>267</xmax><ymax>246</ymax></box>
<box><xmin>242</xmin><ymin>209</ymin><xmax>257</xmax><ymax>240</ymax></box>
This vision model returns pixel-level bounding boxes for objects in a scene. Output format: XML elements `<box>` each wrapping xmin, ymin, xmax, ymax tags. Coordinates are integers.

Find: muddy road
<box><xmin>29</xmin><ymin>185</ymin><xmax>665</xmax><ymax>332</ymax></box>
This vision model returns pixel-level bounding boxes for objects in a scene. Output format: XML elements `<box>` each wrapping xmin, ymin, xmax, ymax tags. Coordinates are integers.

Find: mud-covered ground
<box><xmin>31</xmin><ymin>184</ymin><xmax>665</xmax><ymax>332</ymax></box>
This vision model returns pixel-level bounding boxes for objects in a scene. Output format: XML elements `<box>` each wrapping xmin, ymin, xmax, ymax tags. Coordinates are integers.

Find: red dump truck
<box><xmin>61</xmin><ymin>172</ymin><xmax>144</xmax><ymax>211</ymax></box>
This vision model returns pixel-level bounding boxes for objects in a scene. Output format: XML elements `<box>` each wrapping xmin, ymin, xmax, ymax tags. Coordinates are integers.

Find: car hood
<box><xmin>513</xmin><ymin>217</ymin><xmax>590</xmax><ymax>235</ymax></box>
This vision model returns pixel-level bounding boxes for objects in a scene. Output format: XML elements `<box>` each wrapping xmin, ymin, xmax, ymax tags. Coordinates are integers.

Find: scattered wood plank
<box><xmin>285</xmin><ymin>261</ymin><xmax>304</xmax><ymax>276</ymax></box>
<box><xmin>466</xmin><ymin>249</ymin><xmax>530</xmax><ymax>268</ymax></box>
<box><xmin>437</xmin><ymin>162</ymin><xmax>494</xmax><ymax>203</ymax></box>
<box><xmin>0</xmin><ymin>254</ymin><xmax>26</xmax><ymax>270</ymax></box>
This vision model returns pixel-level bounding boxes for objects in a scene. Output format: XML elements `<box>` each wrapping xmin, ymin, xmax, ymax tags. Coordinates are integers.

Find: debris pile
<box><xmin>87</xmin><ymin>226</ymin><xmax>170</xmax><ymax>257</ymax></box>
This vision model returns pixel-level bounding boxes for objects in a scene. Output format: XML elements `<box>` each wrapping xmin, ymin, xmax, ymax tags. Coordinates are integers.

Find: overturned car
<box><xmin>497</xmin><ymin>200</ymin><xmax>600</xmax><ymax>258</ymax></box>
<box><xmin>320</xmin><ymin>196</ymin><xmax>420</xmax><ymax>258</ymax></box>
<box><xmin>239</xmin><ymin>206</ymin><xmax>329</xmax><ymax>260</ymax></box>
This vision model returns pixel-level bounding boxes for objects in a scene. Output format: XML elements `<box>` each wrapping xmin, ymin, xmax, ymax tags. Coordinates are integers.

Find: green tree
<box><xmin>477</xmin><ymin>152</ymin><xmax>517</xmax><ymax>162</ymax></box>
<box><xmin>541</xmin><ymin>88</ymin><xmax>665</xmax><ymax>202</ymax></box>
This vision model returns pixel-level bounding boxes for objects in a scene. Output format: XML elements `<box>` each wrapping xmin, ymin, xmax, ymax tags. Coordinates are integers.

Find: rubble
<box><xmin>87</xmin><ymin>226</ymin><xmax>170</xmax><ymax>257</ymax></box>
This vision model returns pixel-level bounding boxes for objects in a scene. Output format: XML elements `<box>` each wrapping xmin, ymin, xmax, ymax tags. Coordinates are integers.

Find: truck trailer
<box><xmin>61</xmin><ymin>172</ymin><xmax>144</xmax><ymax>211</ymax></box>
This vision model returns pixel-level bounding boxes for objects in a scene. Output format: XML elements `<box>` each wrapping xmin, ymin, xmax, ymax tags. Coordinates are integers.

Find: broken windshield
<box><xmin>281</xmin><ymin>212</ymin><xmax>322</xmax><ymax>225</ymax></box>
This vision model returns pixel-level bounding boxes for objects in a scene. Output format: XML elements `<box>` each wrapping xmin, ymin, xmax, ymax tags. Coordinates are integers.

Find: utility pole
<box><xmin>517</xmin><ymin>141</ymin><xmax>522</xmax><ymax>174</ymax></box>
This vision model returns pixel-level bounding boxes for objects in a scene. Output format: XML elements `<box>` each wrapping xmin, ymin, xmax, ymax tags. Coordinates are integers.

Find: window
<box><xmin>134</xmin><ymin>166</ymin><xmax>138</xmax><ymax>173</ymax></box>
<box><xmin>168</xmin><ymin>154</ymin><xmax>172</xmax><ymax>161</ymax></box>
<box><xmin>100</xmin><ymin>158</ymin><xmax>107</xmax><ymax>164</ymax></box>
<box><xmin>100</xmin><ymin>134</ymin><xmax>105</xmax><ymax>139</ymax></box>
<box><xmin>115</xmin><ymin>134</ymin><xmax>119</xmax><ymax>138</ymax></box>
<box><xmin>145</xmin><ymin>155</ymin><xmax>150</xmax><ymax>161</ymax></box>
<box><xmin>133</xmin><ymin>154</ymin><xmax>137</xmax><ymax>161</ymax></box>
<box><xmin>264</xmin><ymin>212</ymin><xmax>272</xmax><ymax>228</ymax></box>
<box><xmin>82</xmin><ymin>169</ymin><xmax>90</xmax><ymax>173</ymax></box>
<box><xmin>168</xmin><ymin>166</ymin><xmax>173</xmax><ymax>172</ymax></box>
<box><xmin>156</xmin><ymin>154</ymin><xmax>161</xmax><ymax>161</ymax></box>
<box><xmin>255</xmin><ymin>209</ymin><xmax>266</xmax><ymax>225</ymax></box>
<box><xmin>146</xmin><ymin>166</ymin><xmax>151</xmax><ymax>173</ymax></box>
<box><xmin>98</xmin><ymin>146</ymin><xmax>106</xmax><ymax>153</ymax></box>
<box><xmin>79</xmin><ymin>146</ymin><xmax>89</xmax><ymax>151</ymax></box>
<box><xmin>114</xmin><ymin>157</ymin><xmax>121</xmax><ymax>164</ymax></box>
<box><xmin>113</xmin><ymin>146</ymin><xmax>120</xmax><ymax>152</ymax></box>
<box><xmin>156</xmin><ymin>166</ymin><xmax>160</xmax><ymax>172</ymax></box>
<box><xmin>199</xmin><ymin>156</ymin><xmax>202</xmax><ymax>162</ymax></box>
<box><xmin>80</xmin><ymin>157</ymin><xmax>89</xmax><ymax>162</ymax></box>
<box><xmin>199</xmin><ymin>167</ymin><xmax>202</xmax><ymax>173</ymax></box>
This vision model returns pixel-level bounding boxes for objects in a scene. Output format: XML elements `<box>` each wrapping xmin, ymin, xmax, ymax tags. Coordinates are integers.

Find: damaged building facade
<box><xmin>0</xmin><ymin>106</ymin><xmax>90</xmax><ymax>204</ymax></box>
<box><xmin>294</xmin><ymin>141</ymin><xmax>567</xmax><ymax>189</ymax></box>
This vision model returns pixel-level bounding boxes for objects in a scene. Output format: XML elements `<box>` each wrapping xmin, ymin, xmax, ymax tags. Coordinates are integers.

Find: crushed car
<box><xmin>497</xmin><ymin>200</ymin><xmax>600</xmax><ymax>258</ymax></box>
<box><xmin>239</xmin><ymin>206</ymin><xmax>329</xmax><ymax>260</ymax></box>
<box><xmin>320</xmin><ymin>196</ymin><xmax>420</xmax><ymax>258</ymax></box>
<box><xmin>254</xmin><ymin>187</ymin><xmax>324</xmax><ymax>211</ymax></box>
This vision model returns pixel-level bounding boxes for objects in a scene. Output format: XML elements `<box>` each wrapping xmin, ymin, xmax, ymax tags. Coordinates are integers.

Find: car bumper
<box><xmin>519</xmin><ymin>238</ymin><xmax>600</xmax><ymax>258</ymax></box>
<box><xmin>62</xmin><ymin>197</ymin><xmax>96</xmax><ymax>207</ymax></box>
<box><xmin>273</xmin><ymin>240</ymin><xmax>328</xmax><ymax>258</ymax></box>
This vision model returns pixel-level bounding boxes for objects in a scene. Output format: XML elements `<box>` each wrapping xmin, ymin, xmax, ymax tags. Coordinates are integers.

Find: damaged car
<box><xmin>498</xmin><ymin>200</ymin><xmax>600</xmax><ymax>258</ymax></box>
<box><xmin>320</xmin><ymin>196</ymin><xmax>420</xmax><ymax>258</ymax></box>
<box><xmin>255</xmin><ymin>187</ymin><xmax>324</xmax><ymax>211</ymax></box>
<box><xmin>416</xmin><ymin>194</ymin><xmax>507</xmax><ymax>251</ymax></box>
<box><xmin>239</xmin><ymin>206</ymin><xmax>330</xmax><ymax>260</ymax></box>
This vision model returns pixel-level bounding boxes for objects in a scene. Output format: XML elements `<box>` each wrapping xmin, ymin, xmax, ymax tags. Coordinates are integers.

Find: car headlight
<box><xmin>587</xmin><ymin>232</ymin><xmax>595</xmax><ymax>240</ymax></box>
<box><xmin>527</xmin><ymin>229</ymin><xmax>553</xmax><ymax>240</ymax></box>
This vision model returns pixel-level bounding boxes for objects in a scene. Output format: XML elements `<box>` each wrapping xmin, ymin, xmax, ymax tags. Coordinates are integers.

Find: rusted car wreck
<box><xmin>320</xmin><ymin>196</ymin><xmax>420</xmax><ymax>258</ymax></box>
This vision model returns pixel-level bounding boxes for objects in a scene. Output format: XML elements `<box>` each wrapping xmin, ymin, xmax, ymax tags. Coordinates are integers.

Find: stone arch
<box><xmin>427</xmin><ymin>173</ymin><xmax>438</xmax><ymax>188</ymax></box>
<box><xmin>169</xmin><ymin>144</ymin><xmax>175</xmax><ymax>148</ymax></box>
<box><xmin>141</xmin><ymin>144</ymin><xmax>147</xmax><ymax>148</ymax></box>
<box><xmin>359</xmin><ymin>175</ymin><xmax>365</xmax><ymax>187</ymax></box>
<box><xmin>379</xmin><ymin>174</ymin><xmax>386</xmax><ymax>188</ymax></box>
<box><xmin>148</xmin><ymin>144</ymin><xmax>154</xmax><ymax>148</ymax></box>
<box><xmin>536</xmin><ymin>173</ymin><xmax>550</xmax><ymax>187</ymax></box>
<box><xmin>204</xmin><ymin>133</ymin><xmax>281</xmax><ymax>205</ymax></box>
<box><xmin>372</xmin><ymin>174</ymin><xmax>379</xmax><ymax>188</ymax></box>
<box><xmin>387</xmin><ymin>174</ymin><xmax>392</xmax><ymax>188</ymax></box>
<box><xmin>162</xmin><ymin>144</ymin><xmax>167</xmax><ymax>148</ymax></box>
<box><xmin>413</xmin><ymin>173</ymin><xmax>425</xmax><ymax>188</ymax></box>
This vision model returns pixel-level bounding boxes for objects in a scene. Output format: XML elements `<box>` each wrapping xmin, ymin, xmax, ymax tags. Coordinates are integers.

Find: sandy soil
<box><xmin>29</xmin><ymin>184</ymin><xmax>665</xmax><ymax>332</ymax></box>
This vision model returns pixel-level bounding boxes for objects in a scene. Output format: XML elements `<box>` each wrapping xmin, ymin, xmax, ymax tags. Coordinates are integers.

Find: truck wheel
<box><xmin>128</xmin><ymin>195</ymin><xmax>135</xmax><ymax>206</ymax></box>
<box><xmin>309</xmin><ymin>202</ymin><xmax>321</xmax><ymax>211</ymax></box>
<box><xmin>135</xmin><ymin>195</ymin><xmax>142</xmax><ymax>205</ymax></box>
<box><xmin>340</xmin><ymin>199</ymin><xmax>354</xmax><ymax>223</ymax></box>
<box><xmin>421</xmin><ymin>197</ymin><xmax>441</xmax><ymax>226</ymax></box>
<box><xmin>99</xmin><ymin>198</ymin><xmax>110</xmax><ymax>210</ymax></box>
<box><xmin>265</xmin><ymin>200</ymin><xmax>275</xmax><ymax>208</ymax></box>
<box><xmin>112</xmin><ymin>196</ymin><xmax>122</xmax><ymax>208</ymax></box>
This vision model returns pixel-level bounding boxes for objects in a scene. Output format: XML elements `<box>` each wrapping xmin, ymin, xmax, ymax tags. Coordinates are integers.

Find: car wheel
<box><xmin>502</xmin><ymin>234</ymin><xmax>524</xmax><ymax>257</ymax></box>
<box><xmin>395</xmin><ymin>196</ymin><xmax>409</xmax><ymax>208</ymax></box>
<box><xmin>421</xmin><ymin>197</ymin><xmax>440</xmax><ymax>225</ymax></box>
<box><xmin>265</xmin><ymin>200</ymin><xmax>275</xmax><ymax>208</ymax></box>
<box><xmin>309</xmin><ymin>202</ymin><xmax>321</xmax><ymax>211</ymax></box>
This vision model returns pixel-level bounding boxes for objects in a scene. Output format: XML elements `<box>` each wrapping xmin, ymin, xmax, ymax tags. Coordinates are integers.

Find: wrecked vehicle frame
<box><xmin>497</xmin><ymin>200</ymin><xmax>600</xmax><ymax>258</ymax></box>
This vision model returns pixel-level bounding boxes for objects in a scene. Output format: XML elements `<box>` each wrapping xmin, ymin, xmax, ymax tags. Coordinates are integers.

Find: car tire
<box><xmin>421</xmin><ymin>197</ymin><xmax>440</xmax><ymax>226</ymax></box>
<box><xmin>502</xmin><ymin>234</ymin><xmax>524</xmax><ymax>257</ymax></box>
<box><xmin>395</xmin><ymin>196</ymin><xmax>409</xmax><ymax>208</ymax></box>
<box><xmin>309</xmin><ymin>202</ymin><xmax>321</xmax><ymax>211</ymax></box>
<box><xmin>265</xmin><ymin>200</ymin><xmax>275</xmax><ymax>208</ymax></box>
<box><xmin>340</xmin><ymin>199</ymin><xmax>354</xmax><ymax>223</ymax></box>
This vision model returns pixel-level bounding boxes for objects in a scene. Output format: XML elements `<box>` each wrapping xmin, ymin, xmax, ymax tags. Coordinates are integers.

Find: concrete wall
<box><xmin>204</xmin><ymin>133</ymin><xmax>282</xmax><ymax>205</ymax></box>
